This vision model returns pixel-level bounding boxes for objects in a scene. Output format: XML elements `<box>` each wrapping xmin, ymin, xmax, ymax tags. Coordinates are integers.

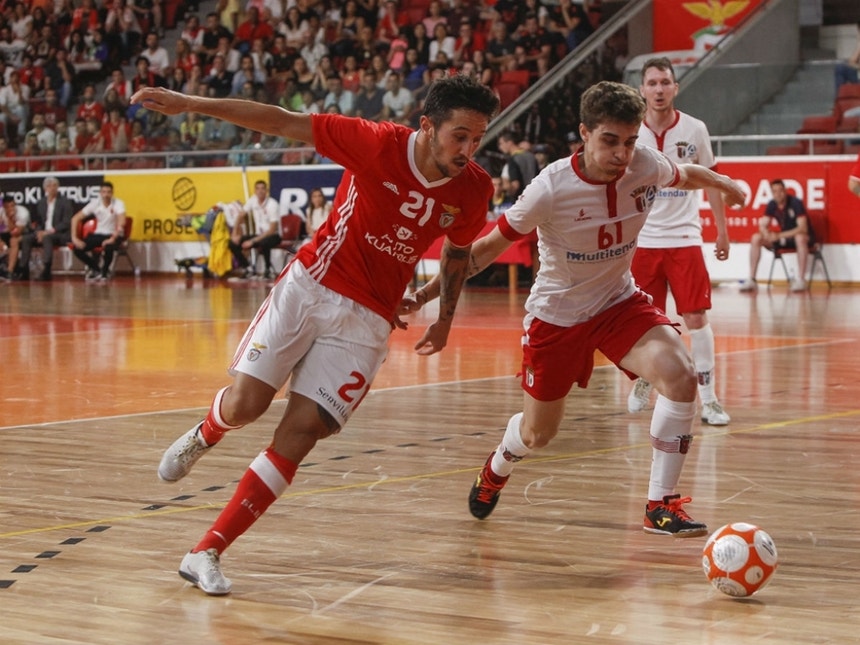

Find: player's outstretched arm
<box><xmin>399</xmin><ymin>225</ymin><xmax>515</xmax><ymax>321</ymax></box>
<box><xmin>676</xmin><ymin>164</ymin><xmax>745</xmax><ymax>209</ymax></box>
<box><xmin>130</xmin><ymin>87</ymin><xmax>314</xmax><ymax>144</ymax></box>
<box><xmin>412</xmin><ymin>239</ymin><xmax>471</xmax><ymax>356</ymax></box>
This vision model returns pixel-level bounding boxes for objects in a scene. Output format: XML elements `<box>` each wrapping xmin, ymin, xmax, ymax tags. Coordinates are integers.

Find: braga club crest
<box><xmin>632</xmin><ymin>185</ymin><xmax>658</xmax><ymax>212</ymax></box>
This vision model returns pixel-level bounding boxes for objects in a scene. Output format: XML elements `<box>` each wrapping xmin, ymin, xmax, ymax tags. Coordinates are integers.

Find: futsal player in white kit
<box><xmin>405</xmin><ymin>81</ymin><xmax>745</xmax><ymax>534</ymax></box>
<box><xmin>131</xmin><ymin>75</ymin><xmax>499</xmax><ymax>595</ymax></box>
<box><xmin>627</xmin><ymin>56</ymin><xmax>731</xmax><ymax>426</ymax></box>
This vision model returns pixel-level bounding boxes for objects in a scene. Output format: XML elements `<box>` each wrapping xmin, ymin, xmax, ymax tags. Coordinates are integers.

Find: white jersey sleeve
<box><xmin>637</xmin><ymin>111</ymin><xmax>714</xmax><ymax>248</ymax></box>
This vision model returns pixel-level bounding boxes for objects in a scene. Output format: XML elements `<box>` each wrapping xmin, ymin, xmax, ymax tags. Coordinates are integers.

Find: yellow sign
<box><xmin>107</xmin><ymin>169</ymin><xmax>270</xmax><ymax>241</ymax></box>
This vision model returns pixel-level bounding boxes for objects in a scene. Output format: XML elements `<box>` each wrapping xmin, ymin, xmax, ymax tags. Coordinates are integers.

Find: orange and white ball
<box><xmin>702</xmin><ymin>523</ymin><xmax>778</xmax><ymax>597</ymax></box>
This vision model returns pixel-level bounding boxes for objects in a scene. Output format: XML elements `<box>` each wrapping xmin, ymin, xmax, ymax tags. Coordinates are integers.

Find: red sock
<box><xmin>200</xmin><ymin>386</ymin><xmax>242</xmax><ymax>446</ymax></box>
<box><xmin>194</xmin><ymin>448</ymin><xmax>297</xmax><ymax>554</ymax></box>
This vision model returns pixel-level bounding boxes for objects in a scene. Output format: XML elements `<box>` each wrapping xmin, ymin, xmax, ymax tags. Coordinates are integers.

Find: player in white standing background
<box><xmin>627</xmin><ymin>57</ymin><xmax>731</xmax><ymax>426</ymax></box>
<box><xmin>131</xmin><ymin>75</ymin><xmax>499</xmax><ymax>596</ymax></box>
<box><xmin>402</xmin><ymin>81</ymin><xmax>745</xmax><ymax>534</ymax></box>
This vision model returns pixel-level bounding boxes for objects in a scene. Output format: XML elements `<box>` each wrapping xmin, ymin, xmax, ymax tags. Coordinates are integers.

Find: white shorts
<box><xmin>229</xmin><ymin>262</ymin><xmax>391</xmax><ymax>426</ymax></box>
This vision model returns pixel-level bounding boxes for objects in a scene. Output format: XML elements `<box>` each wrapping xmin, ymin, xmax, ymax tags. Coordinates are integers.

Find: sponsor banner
<box><xmin>653</xmin><ymin>0</ymin><xmax>761</xmax><ymax>52</ymax></box>
<box><xmin>268</xmin><ymin>165</ymin><xmax>345</xmax><ymax>216</ymax></box>
<box><xmin>106</xmin><ymin>168</ymin><xmax>270</xmax><ymax>241</ymax></box>
<box><xmin>700</xmin><ymin>158</ymin><xmax>860</xmax><ymax>244</ymax></box>
<box><xmin>0</xmin><ymin>173</ymin><xmax>103</xmax><ymax>210</ymax></box>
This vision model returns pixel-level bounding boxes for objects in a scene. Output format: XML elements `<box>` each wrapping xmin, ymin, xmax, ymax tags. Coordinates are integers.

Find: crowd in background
<box><xmin>0</xmin><ymin>0</ymin><xmax>625</xmax><ymax>176</ymax></box>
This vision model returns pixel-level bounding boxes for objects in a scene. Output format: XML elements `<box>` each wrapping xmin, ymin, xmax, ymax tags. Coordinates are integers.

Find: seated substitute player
<box><xmin>401</xmin><ymin>81</ymin><xmax>745</xmax><ymax>535</ymax></box>
<box><xmin>131</xmin><ymin>75</ymin><xmax>500</xmax><ymax>596</ymax></box>
<box><xmin>70</xmin><ymin>182</ymin><xmax>127</xmax><ymax>282</ymax></box>
<box><xmin>739</xmin><ymin>179</ymin><xmax>814</xmax><ymax>293</ymax></box>
<box><xmin>228</xmin><ymin>179</ymin><xmax>281</xmax><ymax>280</ymax></box>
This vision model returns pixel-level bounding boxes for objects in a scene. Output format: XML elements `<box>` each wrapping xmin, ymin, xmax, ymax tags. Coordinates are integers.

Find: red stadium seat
<box><xmin>495</xmin><ymin>81</ymin><xmax>522</xmax><ymax>110</ymax></box>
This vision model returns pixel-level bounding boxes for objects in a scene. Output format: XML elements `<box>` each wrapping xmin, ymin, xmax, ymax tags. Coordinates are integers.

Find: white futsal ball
<box><xmin>702</xmin><ymin>523</ymin><xmax>778</xmax><ymax>597</ymax></box>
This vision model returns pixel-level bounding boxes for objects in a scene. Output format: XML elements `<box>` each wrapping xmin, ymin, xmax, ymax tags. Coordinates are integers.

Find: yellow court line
<box><xmin>2</xmin><ymin>408</ymin><xmax>858</xmax><ymax>540</ymax></box>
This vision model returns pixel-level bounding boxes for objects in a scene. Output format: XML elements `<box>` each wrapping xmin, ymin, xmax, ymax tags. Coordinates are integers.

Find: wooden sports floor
<box><xmin>2</xmin><ymin>275</ymin><xmax>858</xmax><ymax>645</ymax></box>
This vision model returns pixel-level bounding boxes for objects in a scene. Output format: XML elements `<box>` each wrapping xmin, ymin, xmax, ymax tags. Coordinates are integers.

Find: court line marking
<box><xmin>2</xmin><ymin>407</ymin><xmax>858</xmax><ymax>541</ymax></box>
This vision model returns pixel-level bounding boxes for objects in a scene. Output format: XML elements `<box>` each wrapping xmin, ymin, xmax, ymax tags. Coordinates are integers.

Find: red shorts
<box><xmin>630</xmin><ymin>246</ymin><xmax>712</xmax><ymax>315</ymax></box>
<box><xmin>521</xmin><ymin>291</ymin><xmax>676</xmax><ymax>401</ymax></box>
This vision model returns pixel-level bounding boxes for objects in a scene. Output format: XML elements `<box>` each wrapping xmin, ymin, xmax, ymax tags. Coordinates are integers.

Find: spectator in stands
<box><xmin>104</xmin><ymin>68</ymin><xmax>134</xmax><ymax>106</ymax></box>
<box><xmin>381</xmin><ymin>71</ymin><xmax>413</xmax><ymax>125</ymax></box>
<box><xmin>141</xmin><ymin>31</ymin><xmax>171</xmax><ymax>76</ymax></box>
<box><xmin>249</xmin><ymin>36</ymin><xmax>273</xmax><ymax>75</ymax></box>
<box><xmin>104</xmin><ymin>0</ymin><xmax>142</xmax><ymax>66</ymax></box>
<box><xmin>34</xmin><ymin>88</ymin><xmax>68</xmax><ymax>132</ymax></box>
<box><xmin>101</xmin><ymin>106</ymin><xmax>131</xmax><ymax>153</ymax></box>
<box><xmin>205</xmin><ymin>54</ymin><xmax>234</xmax><ymax>97</ymax></box>
<box><xmin>132</xmin><ymin>0</ymin><xmax>163</xmax><ymax>39</ymax></box>
<box><xmin>376</xmin><ymin>1</ymin><xmax>402</xmax><ymax>45</ymax></box>
<box><xmin>212</xmin><ymin>34</ymin><xmax>241</xmax><ymax>72</ymax></box>
<box><xmin>402</xmin><ymin>48</ymin><xmax>428</xmax><ymax>91</ymax></box>
<box><xmin>551</xmin><ymin>0</ymin><xmax>593</xmax><ymax>50</ymax></box>
<box><xmin>470</xmin><ymin>49</ymin><xmax>496</xmax><ymax>87</ymax></box>
<box><xmin>79</xmin><ymin>116</ymin><xmax>105</xmax><ymax>156</ymax></box>
<box><xmin>422</xmin><ymin>0</ymin><xmax>447</xmax><ymax>35</ymax></box>
<box><xmin>0</xmin><ymin>25</ymin><xmax>27</xmax><ymax>69</ymax></box>
<box><xmin>279</xmin><ymin>6</ymin><xmax>308</xmax><ymax>50</ymax></box>
<box><xmin>234</xmin><ymin>7</ymin><xmax>273</xmax><ymax>54</ymax></box>
<box><xmin>515</xmin><ymin>12</ymin><xmax>553</xmax><ymax>78</ymax></box>
<box><xmin>252</xmin><ymin>131</ymin><xmax>286</xmax><ymax>165</ymax></box>
<box><xmin>164</xmin><ymin>127</ymin><xmax>190</xmax><ymax>167</ymax></box>
<box><xmin>104</xmin><ymin>87</ymin><xmax>128</xmax><ymax>116</ymax></box>
<box><xmin>231</xmin><ymin>53</ymin><xmax>265</xmax><ymax>95</ymax></box>
<box><xmin>247</xmin><ymin>0</ymin><xmax>284</xmax><ymax>25</ymax></box>
<box><xmin>227</xmin><ymin>127</ymin><xmax>255</xmax><ymax>166</ymax></box>
<box><xmin>835</xmin><ymin>22</ymin><xmax>860</xmax><ymax>91</ymax></box>
<box><xmin>179</xmin><ymin>110</ymin><xmax>205</xmax><ymax>146</ymax></box>
<box><xmin>291</xmin><ymin>56</ymin><xmax>315</xmax><ymax>94</ymax></box>
<box><xmin>174</xmin><ymin>38</ymin><xmax>200</xmax><ymax>76</ymax></box>
<box><xmin>0</xmin><ymin>70</ymin><xmax>29</xmax><ymax>145</ymax></box>
<box><xmin>486</xmin><ymin>19</ymin><xmax>517</xmax><ymax>72</ymax></box>
<box><xmin>201</xmin><ymin>12</ymin><xmax>232</xmax><ymax>63</ymax></box>
<box><xmin>340</xmin><ymin>54</ymin><xmax>362</xmax><ymax>93</ymax></box>
<box><xmin>53</xmin><ymin>134</ymin><xmax>84</xmax><ymax>171</ymax></box>
<box><xmin>21</xmin><ymin>133</ymin><xmax>49</xmax><ymax>171</ymax></box>
<box><xmin>27</xmin><ymin>113</ymin><xmax>57</xmax><ymax>153</ymax></box>
<box><xmin>369</xmin><ymin>53</ymin><xmax>393</xmax><ymax>90</ymax></box>
<box><xmin>300</xmin><ymin>27</ymin><xmax>329</xmax><ymax>74</ymax></box>
<box><xmin>452</xmin><ymin>19</ymin><xmax>486</xmax><ymax>67</ymax></box>
<box><xmin>131</xmin><ymin>55</ymin><xmax>167</xmax><ymax>92</ymax></box>
<box><xmin>196</xmin><ymin>114</ymin><xmax>237</xmax><ymax>161</ymax></box>
<box><xmin>0</xmin><ymin>136</ymin><xmax>19</xmax><ymax>173</ymax></box>
<box><xmin>322</xmin><ymin>73</ymin><xmax>355</xmax><ymax>116</ymax></box>
<box><xmin>10</xmin><ymin>1</ymin><xmax>34</xmax><ymax>41</ymax></box>
<box><xmin>18</xmin><ymin>54</ymin><xmax>46</xmax><ymax>95</ymax></box>
<box><xmin>740</xmin><ymin>179</ymin><xmax>813</xmax><ymax>293</ymax></box>
<box><xmin>44</xmin><ymin>48</ymin><xmax>77</xmax><ymax>109</ymax></box>
<box><xmin>408</xmin><ymin>21</ymin><xmax>431</xmax><ymax>66</ymax></box>
<box><xmin>71</xmin><ymin>0</ymin><xmax>102</xmax><ymax>35</ymax></box>
<box><xmin>181</xmin><ymin>14</ymin><xmax>205</xmax><ymax>54</ymax></box>
<box><xmin>353</xmin><ymin>68</ymin><xmax>385</xmax><ymax>121</ymax></box>
<box><xmin>428</xmin><ymin>23</ymin><xmax>455</xmax><ymax>63</ymax></box>
<box><xmin>310</xmin><ymin>54</ymin><xmax>336</xmax><ymax>97</ymax></box>
<box><xmin>167</xmin><ymin>66</ymin><xmax>189</xmax><ymax>93</ymax></box>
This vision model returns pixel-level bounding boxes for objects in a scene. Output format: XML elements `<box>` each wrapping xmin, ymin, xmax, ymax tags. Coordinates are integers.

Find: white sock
<box><xmin>490</xmin><ymin>412</ymin><xmax>530</xmax><ymax>477</ymax></box>
<box><xmin>648</xmin><ymin>396</ymin><xmax>696</xmax><ymax>501</ymax></box>
<box><xmin>689</xmin><ymin>324</ymin><xmax>716</xmax><ymax>404</ymax></box>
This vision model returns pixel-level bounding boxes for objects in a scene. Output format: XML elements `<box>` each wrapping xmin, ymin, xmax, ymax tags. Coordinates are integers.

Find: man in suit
<box><xmin>20</xmin><ymin>176</ymin><xmax>76</xmax><ymax>281</ymax></box>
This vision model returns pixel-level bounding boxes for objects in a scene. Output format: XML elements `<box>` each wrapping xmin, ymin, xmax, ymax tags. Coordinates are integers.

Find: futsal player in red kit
<box><xmin>131</xmin><ymin>75</ymin><xmax>499</xmax><ymax>595</ymax></box>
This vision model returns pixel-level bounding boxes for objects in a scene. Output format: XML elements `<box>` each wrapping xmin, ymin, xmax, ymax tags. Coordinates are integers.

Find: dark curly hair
<box><xmin>422</xmin><ymin>74</ymin><xmax>500</xmax><ymax>125</ymax></box>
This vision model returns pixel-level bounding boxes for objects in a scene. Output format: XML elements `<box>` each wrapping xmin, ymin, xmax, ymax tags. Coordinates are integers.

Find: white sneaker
<box><xmin>701</xmin><ymin>401</ymin><xmax>731</xmax><ymax>425</ymax></box>
<box><xmin>179</xmin><ymin>549</ymin><xmax>232</xmax><ymax>595</ymax></box>
<box><xmin>158</xmin><ymin>422</ymin><xmax>212</xmax><ymax>482</ymax></box>
<box><xmin>738</xmin><ymin>279</ymin><xmax>758</xmax><ymax>292</ymax></box>
<box><xmin>628</xmin><ymin>378</ymin><xmax>653</xmax><ymax>413</ymax></box>
<box><xmin>790</xmin><ymin>278</ymin><xmax>807</xmax><ymax>292</ymax></box>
